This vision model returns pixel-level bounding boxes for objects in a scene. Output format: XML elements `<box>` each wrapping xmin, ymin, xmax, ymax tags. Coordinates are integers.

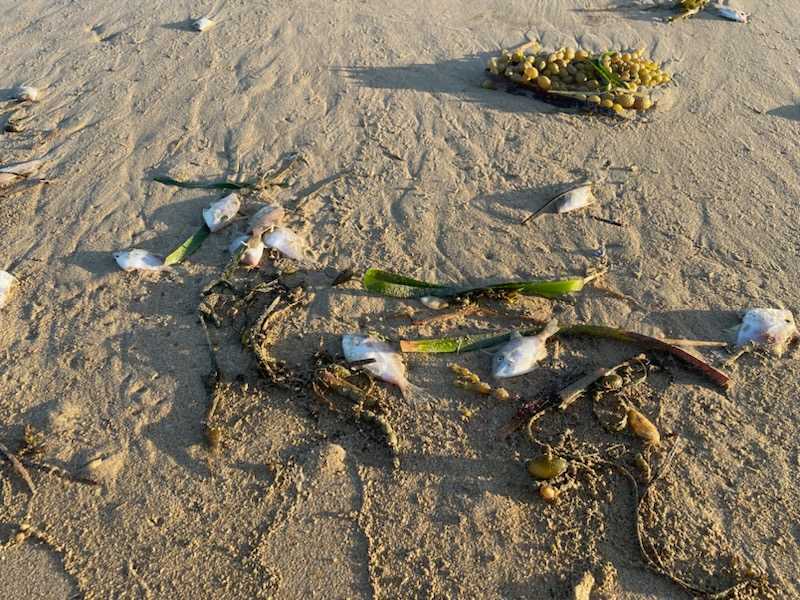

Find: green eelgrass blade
<box><xmin>589</xmin><ymin>53</ymin><xmax>627</xmax><ymax>90</ymax></box>
<box><xmin>163</xmin><ymin>224</ymin><xmax>211</xmax><ymax>266</ymax></box>
<box><xmin>153</xmin><ymin>175</ymin><xmax>255</xmax><ymax>190</ymax></box>
<box><xmin>483</xmin><ymin>278</ymin><xmax>588</xmax><ymax>299</ymax></box>
<box><xmin>363</xmin><ymin>268</ymin><xmax>597</xmax><ymax>300</ymax></box>
<box><xmin>362</xmin><ymin>269</ymin><xmax>446</xmax><ymax>298</ymax></box>
<box><xmin>400</xmin><ymin>329</ymin><xmax>525</xmax><ymax>354</ymax></box>
<box><xmin>400</xmin><ymin>323</ymin><xmax>731</xmax><ymax>389</ymax></box>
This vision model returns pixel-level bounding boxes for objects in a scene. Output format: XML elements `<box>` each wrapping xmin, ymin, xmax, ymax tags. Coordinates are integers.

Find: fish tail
<box><xmin>542</xmin><ymin>318</ymin><xmax>560</xmax><ymax>338</ymax></box>
<box><xmin>401</xmin><ymin>383</ymin><xmax>437</xmax><ymax>408</ymax></box>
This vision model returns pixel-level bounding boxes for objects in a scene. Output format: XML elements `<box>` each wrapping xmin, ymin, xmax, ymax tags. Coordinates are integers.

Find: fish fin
<box><xmin>401</xmin><ymin>383</ymin><xmax>437</xmax><ymax>407</ymax></box>
<box><xmin>510</xmin><ymin>331</ymin><xmax>522</xmax><ymax>339</ymax></box>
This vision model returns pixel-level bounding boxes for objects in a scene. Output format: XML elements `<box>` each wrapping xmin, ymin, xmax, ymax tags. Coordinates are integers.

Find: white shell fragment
<box><xmin>193</xmin><ymin>17</ymin><xmax>215</xmax><ymax>32</ymax></box>
<box><xmin>736</xmin><ymin>308</ymin><xmax>797</xmax><ymax>354</ymax></box>
<box><xmin>0</xmin><ymin>270</ymin><xmax>18</xmax><ymax>308</ymax></box>
<box><xmin>248</xmin><ymin>204</ymin><xmax>285</xmax><ymax>235</ymax></box>
<box><xmin>14</xmin><ymin>85</ymin><xmax>40</xmax><ymax>102</ymax></box>
<box><xmin>263</xmin><ymin>227</ymin><xmax>313</xmax><ymax>262</ymax></box>
<box><xmin>113</xmin><ymin>249</ymin><xmax>168</xmax><ymax>272</ymax></box>
<box><xmin>342</xmin><ymin>334</ymin><xmax>411</xmax><ymax>397</ymax></box>
<box><xmin>203</xmin><ymin>193</ymin><xmax>240</xmax><ymax>233</ymax></box>
<box><xmin>420</xmin><ymin>296</ymin><xmax>449</xmax><ymax>310</ymax></box>
<box><xmin>714</xmin><ymin>4</ymin><xmax>749</xmax><ymax>22</ymax></box>
<box><xmin>492</xmin><ymin>319</ymin><xmax>559</xmax><ymax>379</ymax></box>
<box><xmin>555</xmin><ymin>184</ymin><xmax>596</xmax><ymax>214</ymax></box>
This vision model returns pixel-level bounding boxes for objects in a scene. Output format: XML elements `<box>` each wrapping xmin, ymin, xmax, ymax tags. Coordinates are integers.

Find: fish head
<box><xmin>492</xmin><ymin>351</ymin><xmax>516</xmax><ymax>379</ymax></box>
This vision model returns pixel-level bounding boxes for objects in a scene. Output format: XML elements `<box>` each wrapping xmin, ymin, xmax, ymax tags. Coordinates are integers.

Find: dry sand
<box><xmin>1</xmin><ymin>0</ymin><xmax>799</xmax><ymax>598</ymax></box>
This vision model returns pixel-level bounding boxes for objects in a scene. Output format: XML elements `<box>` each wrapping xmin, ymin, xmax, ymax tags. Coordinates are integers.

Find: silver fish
<box><xmin>14</xmin><ymin>85</ymin><xmax>40</xmax><ymax>102</ymax></box>
<box><xmin>193</xmin><ymin>17</ymin><xmax>215</xmax><ymax>32</ymax></box>
<box><xmin>420</xmin><ymin>296</ymin><xmax>449</xmax><ymax>310</ymax></box>
<box><xmin>203</xmin><ymin>193</ymin><xmax>240</xmax><ymax>232</ymax></box>
<box><xmin>736</xmin><ymin>308</ymin><xmax>797</xmax><ymax>354</ymax></box>
<box><xmin>492</xmin><ymin>319</ymin><xmax>559</xmax><ymax>378</ymax></box>
<box><xmin>263</xmin><ymin>227</ymin><xmax>313</xmax><ymax>262</ymax></box>
<box><xmin>555</xmin><ymin>184</ymin><xmax>595</xmax><ymax>214</ymax></box>
<box><xmin>714</xmin><ymin>4</ymin><xmax>749</xmax><ymax>22</ymax></box>
<box><xmin>342</xmin><ymin>334</ymin><xmax>411</xmax><ymax>397</ymax></box>
<box><xmin>113</xmin><ymin>249</ymin><xmax>168</xmax><ymax>272</ymax></box>
<box><xmin>248</xmin><ymin>204</ymin><xmax>285</xmax><ymax>235</ymax></box>
<box><xmin>0</xmin><ymin>270</ymin><xmax>18</xmax><ymax>308</ymax></box>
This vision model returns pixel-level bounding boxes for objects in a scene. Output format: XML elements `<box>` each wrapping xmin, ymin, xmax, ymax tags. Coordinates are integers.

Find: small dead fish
<box><xmin>0</xmin><ymin>270</ymin><xmax>18</xmax><ymax>308</ymax></box>
<box><xmin>113</xmin><ymin>249</ymin><xmax>168</xmax><ymax>272</ymax></box>
<box><xmin>193</xmin><ymin>17</ymin><xmax>215</xmax><ymax>32</ymax></box>
<box><xmin>420</xmin><ymin>296</ymin><xmax>449</xmax><ymax>310</ymax></box>
<box><xmin>263</xmin><ymin>227</ymin><xmax>313</xmax><ymax>262</ymax></box>
<box><xmin>492</xmin><ymin>319</ymin><xmax>559</xmax><ymax>378</ymax></box>
<box><xmin>203</xmin><ymin>193</ymin><xmax>240</xmax><ymax>232</ymax></box>
<box><xmin>736</xmin><ymin>308</ymin><xmax>797</xmax><ymax>354</ymax></box>
<box><xmin>521</xmin><ymin>183</ymin><xmax>596</xmax><ymax>224</ymax></box>
<box><xmin>14</xmin><ymin>85</ymin><xmax>40</xmax><ymax>102</ymax></box>
<box><xmin>714</xmin><ymin>4</ymin><xmax>749</xmax><ymax>22</ymax></box>
<box><xmin>248</xmin><ymin>204</ymin><xmax>285</xmax><ymax>235</ymax></box>
<box><xmin>342</xmin><ymin>334</ymin><xmax>411</xmax><ymax>397</ymax></box>
<box><xmin>555</xmin><ymin>184</ymin><xmax>595</xmax><ymax>214</ymax></box>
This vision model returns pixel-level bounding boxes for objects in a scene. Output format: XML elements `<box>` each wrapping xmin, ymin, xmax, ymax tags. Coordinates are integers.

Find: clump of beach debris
<box><xmin>486</xmin><ymin>41</ymin><xmax>672</xmax><ymax>118</ymax></box>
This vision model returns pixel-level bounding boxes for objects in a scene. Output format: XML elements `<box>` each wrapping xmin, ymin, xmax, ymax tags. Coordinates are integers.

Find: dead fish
<box><xmin>714</xmin><ymin>4</ymin><xmax>749</xmax><ymax>22</ymax></box>
<box><xmin>492</xmin><ymin>319</ymin><xmax>559</xmax><ymax>378</ymax></box>
<box><xmin>736</xmin><ymin>308</ymin><xmax>797</xmax><ymax>354</ymax></box>
<box><xmin>555</xmin><ymin>184</ymin><xmax>595</xmax><ymax>214</ymax></box>
<box><xmin>521</xmin><ymin>183</ymin><xmax>596</xmax><ymax>224</ymax></box>
<box><xmin>203</xmin><ymin>193</ymin><xmax>240</xmax><ymax>232</ymax></box>
<box><xmin>193</xmin><ymin>16</ymin><xmax>215</xmax><ymax>32</ymax></box>
<box><xmin>420</xmin><ymin>296</ymin><xmax>449</xmax><ymax>310</ymax></box>
<box><xmin>0</xmin><ymin>270</ymin><xmax>18</xmax><ymax>308</ymax></box>
<box><xmin>342</xmin><ymin>334</ymin><xmax>412</xmax><ymax>398</ymax></box>
<box><xmin>263</xmin><ymin>227</ymin><xmax>313</xmax><ymax>262</ymax></box>
<box><xmin>14</xmin><ymin>85</ymin><xmax>40</xmax><ymax>102</ymax></box>
<box><xmin>113</xmin><ymin>249</ymin><xmax>168</xmax><ymax>272</ymax></box>
<box><xmin>0</xmin><ymin>159</ymin><xmax>43</xmax><ymax>187</ymax></box>
<box><xmin>248</xmin><ymin>204</ymin><xmax>285</xmax><ymax>235</ymax></box>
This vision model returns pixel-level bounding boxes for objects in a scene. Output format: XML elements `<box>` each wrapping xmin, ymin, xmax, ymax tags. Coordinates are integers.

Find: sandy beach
<box><xmin>1</xmin><ymin>0</ymin><xmax>798</xmax><ymax>598</ymax></box>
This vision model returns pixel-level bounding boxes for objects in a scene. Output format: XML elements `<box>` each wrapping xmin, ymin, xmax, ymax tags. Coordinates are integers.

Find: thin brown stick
<box><xmin>21</xmin><ymin>460</ymin><xmax>99</xmax><ymax>487</ymax></box>
<box><xmin>0</xmin><ymin>442</ymin><xmax>36</xmax><ymax>495</ymax></box>
<box><xmin>590</xmin><ymin>215</ymin><xmax>625</xmax><ymax>227</ymax></box>
<box><xmin>410</xmin><ymin>303</ymin><xmax>482</xmax><ymax>326</ymax></box>
<box><xmin>520</xmin><ymin>195</ymin><xmax>559</xmax><ymax>224</ymax></box>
